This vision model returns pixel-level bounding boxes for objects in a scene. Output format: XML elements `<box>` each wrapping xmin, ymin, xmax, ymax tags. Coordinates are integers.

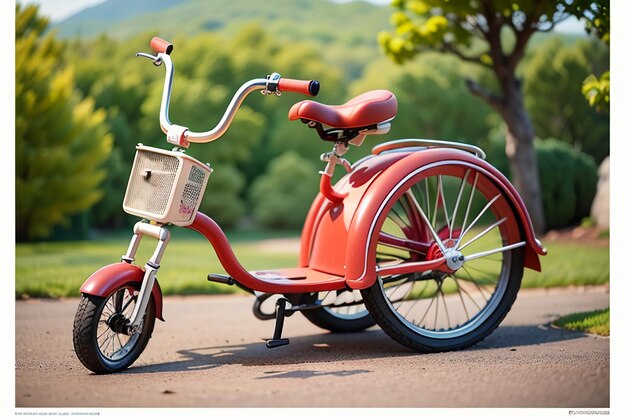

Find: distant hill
<box><xmin>54</xmin><ymin>0</ymin><xmax>393</xmax><ymax>78</ymax></box>
<box><xmin>53</xmin><ymin>0</ymin><xmax>585</xmax><ymax>79</ymax></box>
<box><xmin>54</xmin><ymin>0</ymin><xmax>391</xmax><ymax>40</ymax></box>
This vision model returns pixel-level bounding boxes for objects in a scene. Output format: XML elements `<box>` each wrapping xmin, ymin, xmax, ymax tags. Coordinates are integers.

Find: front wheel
<box><xmin>72</xmin><ymin>284</ymin><xmax>156</xmax><ymax>373</ymax></box>
<box><xmin>362</xmin><ymin>162</ymin><xmax>526</xmax><ymax>352</ymax></box>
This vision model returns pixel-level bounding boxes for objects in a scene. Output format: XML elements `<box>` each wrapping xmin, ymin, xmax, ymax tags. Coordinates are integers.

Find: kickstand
<box><xmin>266</xmin><ymin>298</ymin><xmax>290</xmax><ymax>348</ymax></box>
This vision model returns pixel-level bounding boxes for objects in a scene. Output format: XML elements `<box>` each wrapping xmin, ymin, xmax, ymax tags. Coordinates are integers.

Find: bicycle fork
<box><xmin>121</xmin><ymin>221</ymin><xmax>170</xmax><ymax>334</ymax></box>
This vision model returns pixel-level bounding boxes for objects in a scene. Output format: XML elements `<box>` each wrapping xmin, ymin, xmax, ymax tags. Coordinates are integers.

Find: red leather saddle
<box><xmin>288</xmin><ymin>90</ymin><xmax>397</xmax><ymax>129</ymax></box>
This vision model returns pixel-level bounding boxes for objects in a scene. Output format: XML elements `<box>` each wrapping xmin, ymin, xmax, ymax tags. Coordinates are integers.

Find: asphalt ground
<box><xmin>15</xmin><ymin>286</ymin><xmax>609</xmax><ymax>408</ymax></box>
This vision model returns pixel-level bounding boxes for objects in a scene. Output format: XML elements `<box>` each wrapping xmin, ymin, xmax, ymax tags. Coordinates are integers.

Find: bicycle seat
<box><xmin>288</xmin><ymin>90</ymin><xmax>397</xmax><ymax>129</ymax></box>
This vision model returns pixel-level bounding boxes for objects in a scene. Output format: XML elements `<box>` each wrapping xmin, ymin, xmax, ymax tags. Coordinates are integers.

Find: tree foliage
<box><xmin>564</xmin><ymin>1</ymin><xmax>609</xmax><ymax>111</ymax></box>
<box><xmin>65</xmin><ymin>26</ymin><xmax>345</xmax><ymax>229</ymax></box>
<box><xmin>378</xmin><ymin>0</ymin><xmax>581</xmax><ymax>233</ymax></box>
<box><xmin>350</xmin><ymin>54</ymin><xmax>495</xmax><ymax>151</ymax></box>
<box><xmin>249</xmin><ymin>152</ymin><xmax>319</xmax><ymax>229</ymax></box>
<box><xmin>16</xmin><ymin>2</ymin><xmax>608</xmax><ymax>238</ymax></box>
<box><xmin>523</xmin><ymin>38</ymin><xmax>609</xmax><ymax>162</ymax></box>
<box><xmin>377</xmin><ymin>0</ymin><xmax>609</xmax><ymax>233</ymax></box>
<box><xmin>16</xmin><ymin>4</ymin><xmax>113</xmax><ymax>241</ymax></box>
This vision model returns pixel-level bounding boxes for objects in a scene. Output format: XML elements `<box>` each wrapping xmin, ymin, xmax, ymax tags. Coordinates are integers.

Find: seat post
<box><xmin>318</xmin><ymin>142</ymin><xmax>352</xmax><ymax>203</ymax></box>
<box><xmin>320</xmin><ymin>142</ymin><xmax>352</xmax><ymax>176</ymax></box>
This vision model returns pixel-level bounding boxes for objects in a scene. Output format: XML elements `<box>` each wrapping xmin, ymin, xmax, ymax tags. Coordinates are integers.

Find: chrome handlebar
<box><xmin>138</xmin><ymin>51</ymin><xmax>274</xmax><ymax>146</ymax></box>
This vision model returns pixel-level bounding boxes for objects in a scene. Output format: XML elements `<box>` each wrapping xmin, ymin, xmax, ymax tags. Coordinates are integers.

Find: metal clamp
<box><xmin>262</xmin><ymin>72</ymin><xmax>282</xmax><ymax>96</ymax></box>
<box><xmin>320</xmin><ymin>142</ymin><xmax>352</xmax><ymax>176</ymax></box>
<box><xmin>166</xmin><ymin>124</ymin><xmax>190</xmax><ymax>148</ymax></box>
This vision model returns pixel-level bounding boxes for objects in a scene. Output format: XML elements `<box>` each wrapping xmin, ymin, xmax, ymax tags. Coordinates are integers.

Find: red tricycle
<box><xmin>72</xmin><ymin>37</ymin><xmax>547</xmax><ymax>374</ymax></box>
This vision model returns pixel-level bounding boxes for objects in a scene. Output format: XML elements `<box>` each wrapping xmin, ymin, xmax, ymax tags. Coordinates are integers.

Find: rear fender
<box><xmin>299</xmin><ymin>152</ymin><xmax>409</xmax><ymax>272</ymax></box>
<box><xmin>344</xmin><ymin>148</ymin><xmax>546</xmax><ymax>289</ymax></box>
<box><xmin>79</xmin><ymin>262</ymin><xmax>164</xmax><ymax>321</ymax></box>
<box><xmin>300</xmin><ymin>148</ymin><xmax>546</xmax><ymax>290</ymax></box>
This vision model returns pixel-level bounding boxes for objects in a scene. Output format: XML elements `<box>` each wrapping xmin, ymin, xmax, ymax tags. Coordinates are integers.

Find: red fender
<box><xmin>299</xmin><ymin>152</ymin><xmax>409</xmax><ymax>271</ymax></box>
<box><xmin>79</xmin><ymin>262</ymin><xmax>164</xmax><ymax>321</ymax></box>
<box><xmin>300</xmin><ymin>148</ymin><xmax>546</xmax><ymax>290</ymax></box>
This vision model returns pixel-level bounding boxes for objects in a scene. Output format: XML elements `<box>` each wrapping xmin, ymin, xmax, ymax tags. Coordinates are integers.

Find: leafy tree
<box><xmin>378</xmin><ymin>0</ymin><xmax>596</xmax><ymax>233</ymax></box>
<box><xmin>565</xmin><ymin>1</ymin><xmax>609</xmax><ymax>111</ymax></box>
<box><xmin>523</xmin><ymin>38</ymin><xmax>609</xmax><ymax>163</ymax></box>
<box><xmin>16</xmin><ymin>4</ymin><xmax>112</xmax><ymax>241</ymax></box>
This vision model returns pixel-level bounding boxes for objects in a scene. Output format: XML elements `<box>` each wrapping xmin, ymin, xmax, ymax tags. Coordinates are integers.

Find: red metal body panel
<box><xmin>301</xmin><ymin>148</ymin><xmax>545</xmax><ymax>291</ymax></box>
<box><xmin>79</xmin><ymin>262</ymin><xmax>164</xmax><ymax>321</ymax></box>
<box><xmin>187</xmin><ymin>213</ymin><xmax>347</xmax><ymax>293</ymax></box>
<box><xmin>299</xmin><ymin>193</ymin><xmax>325</xmax><ymax>267</ymax></box>
<box><xmin>300</xmin><ymin>152</ymin><xmax>410</xmax><ymax>273</ymax></box>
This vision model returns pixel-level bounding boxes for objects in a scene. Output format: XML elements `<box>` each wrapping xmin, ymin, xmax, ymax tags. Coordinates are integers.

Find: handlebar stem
<box><xmin>158</xmin><ymin>53</ymin><xmax>269</xmax><ymax>144</ymax></box>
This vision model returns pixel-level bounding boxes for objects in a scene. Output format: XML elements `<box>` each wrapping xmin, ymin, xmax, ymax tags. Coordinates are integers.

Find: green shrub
<box><xmin>199</xmin><ymin>164</ymin><xmax>246</xmax><ymax>228</ymax></box>
<box><xmin>485</xmin><ymin>134</ymin><xmax>597</xmax><ymax>230</ymax></box>
<box><xmin>249</xmin><ymin>152</ymin><xmax>319</xmax><ymax>229</ymax></box>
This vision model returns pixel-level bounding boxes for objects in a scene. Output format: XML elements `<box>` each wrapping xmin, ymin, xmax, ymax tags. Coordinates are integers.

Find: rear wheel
<box><xmin>300</xmin><ymin>290</ymin><xmax>375</xmax><ymax>332</ymax></box>
<box><xmin>361</xmin><ymin>162</ymin><xmax>525</xmax><ymax>352</ymax></box>
<box><xmin>73</xmin><ymin>284</ymin><xmax>156</xmax><ymax>373</ymax></box>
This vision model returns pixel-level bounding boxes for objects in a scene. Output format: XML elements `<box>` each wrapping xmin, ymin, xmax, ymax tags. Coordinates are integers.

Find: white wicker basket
<box><xmin>123</xmin><ymin>145</ymin><xmax>211</xmax><ymax>226</ymax></box>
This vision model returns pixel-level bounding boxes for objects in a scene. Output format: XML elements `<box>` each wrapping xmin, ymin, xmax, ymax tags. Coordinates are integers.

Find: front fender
<box><xmin>80</xmin><ymin>262</ymin><xmax>164</xmax><ymax>321</ymax></box>
<box><xmin>301</xmin><ymin>148</ymin><xmax>546</xmax><ymax>291</ymax></box>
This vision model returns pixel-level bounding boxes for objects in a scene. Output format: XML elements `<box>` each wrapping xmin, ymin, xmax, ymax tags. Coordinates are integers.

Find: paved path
<box><xmin>15</xmin><ymin>287</ymin><xmax>609</xmax><ymax>408</ymax></box>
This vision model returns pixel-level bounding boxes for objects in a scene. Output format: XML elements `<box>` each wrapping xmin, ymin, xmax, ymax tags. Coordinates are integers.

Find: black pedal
<box><xmin>207</xmin><ymin>274</ymin><xmax>234</xmax><ymax>285</ymax></box>
<box><xmin>266</xmin><ymin>297</ymin><xmax>290</xmax><ymax>348</ymax></box>
<box><xmin>266</xmin><ymin>338</ymin><xmax>289</xmax><ymax>348</ymax></box>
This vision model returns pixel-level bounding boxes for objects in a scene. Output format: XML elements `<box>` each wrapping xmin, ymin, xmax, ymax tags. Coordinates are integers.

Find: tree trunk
<box><xmin>500</xmin><ymin>77</ymin><xmax>546</xmax><ymax>234</ymax></box>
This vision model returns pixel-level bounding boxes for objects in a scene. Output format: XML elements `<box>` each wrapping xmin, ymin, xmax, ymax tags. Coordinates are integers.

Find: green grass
<box><xmin>520</xmin><ymin>242</ymin><xmax>609</xmax><ymax>288</ymax></box>
<box><xmin>15</xmin><ymin>228</ymin><xmax>299</xmax><ymax>298</ymax></box>
<box><xmin>15</xmin><ymin>229</ymin><xmax>608</xmax><ymax>298</ymax></box>
<box><xmin>553</xmin><ymin>308</ymin><xmax>610</xmax><ymax>336</ymax></box>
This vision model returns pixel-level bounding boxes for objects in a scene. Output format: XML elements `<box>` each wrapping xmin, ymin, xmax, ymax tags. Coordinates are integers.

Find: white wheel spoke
<box><xmin>438</xmin><ymin>175</ymin><xmax>451</xmax><ymax>233</ymax></box>
<box><xmin>456</xmin><ymin>194</ymin><xmax>502</xmax><ymax>246</ymax></box>
<box><xmin>463</xmin><ymin>242</ymin><xmax>526</xmax><ymax>262</ymax></box>
<box><xmin>406</xmin><ymin>188</ymin><xmax>446</xmax><ymax>250</ymax></box>
<box><xmin>450</xmin><ymin>170</ymin><xmax>470</xmax><ymax>240</ymax></box>
<box><xmin>453</xmin><ymin>276</ymin><xmax>471</xmax><ymax>322</ymax></box>
<box><xmin>458</xmin><ymin>217</ymin><xmax>508</xmax><ymax>251</ymax></box>
<box><xmin>440</xmin><ymin>286</ymin><xmax>451</xmax><ymax>329</ymax></box>
<box><xmin>460</xmin><ymin>266</ymin><xmax>489</xmax><ymax>303</ymax></box>
<box><xmin>460</xmin><ymin>172</ymin><xmax>479</xmax><ymax>236</ymax></box>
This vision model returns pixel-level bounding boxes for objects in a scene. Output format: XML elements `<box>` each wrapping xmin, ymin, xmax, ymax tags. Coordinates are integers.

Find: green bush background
<box><xmin>15</xmin><ymin>1</ymin><xmax>609</xmax><ymax>239</ymax></box>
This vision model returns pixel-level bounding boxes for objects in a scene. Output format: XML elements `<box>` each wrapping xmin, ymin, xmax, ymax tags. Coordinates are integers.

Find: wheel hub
<box><xmin>106</xmin><ymin>313</ymin><xmax>130</xmax><ymax>334</ymax></box>
<box><xmin>426</xmin><ymin>238</ymin><xmax>465</xmax><ymax>272</ymax></box>
<box><xmin>444</xmin><ymin>249</ymin><xmax>465</xmax><ymax>271</ymax></box>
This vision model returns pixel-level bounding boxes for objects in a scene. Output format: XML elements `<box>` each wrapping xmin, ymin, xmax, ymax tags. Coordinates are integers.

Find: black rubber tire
<box><xmin>72</xmin><ymin>285</ymin><xmax>156</xmax><ymax>374</ymax></box>
<box><xmin>301</xmin><ymin>302</ymin><xmax>376</xmax><ymax>333</ymax></box>
<box><xmin>361</xmin><ymin>247</ymin><xmax>524</xmax><ymax>352</ymax></box>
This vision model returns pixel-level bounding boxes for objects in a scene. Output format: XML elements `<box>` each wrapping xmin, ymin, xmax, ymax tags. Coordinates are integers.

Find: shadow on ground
<box><xmin>125</xmin><ymin>324</ymin><xmax>587</xmax><ymax>376</ymax></box>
